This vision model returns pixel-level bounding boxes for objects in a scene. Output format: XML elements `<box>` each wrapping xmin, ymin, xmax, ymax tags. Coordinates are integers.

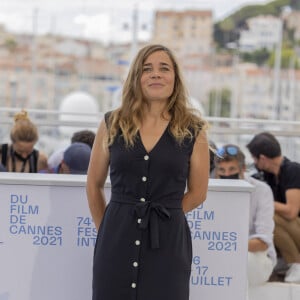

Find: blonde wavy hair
<box><xmin>10</xmin><ymin>109</ymin><xmax>38</xmax><ymax>143</ymax></box>
<box><xmin>108</xmin><ymin>44</ymin><xmax>207</xmax><ymax>146</ymax></box>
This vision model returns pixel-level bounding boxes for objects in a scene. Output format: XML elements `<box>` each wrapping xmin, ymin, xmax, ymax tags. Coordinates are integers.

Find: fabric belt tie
<box><xmin>134</xmin><ymin>201</ymin><xmax>171</xmax><ymax>249</ymax></box>
<box><xmin>110</xmin><ymin>194</ymin><xmax>182</xmax><ymax>249</ymax></box>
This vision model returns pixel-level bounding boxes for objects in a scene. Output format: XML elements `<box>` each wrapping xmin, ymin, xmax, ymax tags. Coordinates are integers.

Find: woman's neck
<box><xmin>143</xmin><ymin>101</ymin><xmax>169</xmax><ymax>120</ymax></box>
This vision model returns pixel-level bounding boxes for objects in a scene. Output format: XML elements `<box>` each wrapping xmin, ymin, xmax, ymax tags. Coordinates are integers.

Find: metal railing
<box><xmin>1</xmin><ymin>107</ymin><xmax>299</xmax><ymax>162</ymax></box>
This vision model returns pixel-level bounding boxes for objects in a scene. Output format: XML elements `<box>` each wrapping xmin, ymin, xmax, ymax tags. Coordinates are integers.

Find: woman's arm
<box><xmin>86</xmin><ymin>119</ymin><xmax>110</xmax><ymax>230</ymax></box>
<box><xmin>182</xmin><ymin>130</ymin><xmax>209</xmax><ymax>213</ymax></box>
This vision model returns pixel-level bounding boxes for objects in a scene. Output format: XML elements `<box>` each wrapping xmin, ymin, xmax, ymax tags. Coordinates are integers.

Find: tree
<box><xmin>4</xmin><ymin>38</ymin><xmax>18</xmax><ymax>53</ymax></box>
<box><xmin>208</xmin><ymin>88</ymin><xmax>232</xmax><ymax>117</ymax></box>
<box><xmin>268</xmin><ymin>47</ymin><xmax>299</xmax><ymax>68</ymax></box>
<box><xmin>214</xmin><ymin>0</ymin><xmax>290</xmax><ymax>48</ymax></box>
<box><xmin>241</xmin><ymin>48</ymin><xmax>271</xmax><ymax>65</ymax></box>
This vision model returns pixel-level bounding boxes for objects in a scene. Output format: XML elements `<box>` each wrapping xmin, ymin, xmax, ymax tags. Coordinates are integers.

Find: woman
<box><xmin>86</xmin><ymin>44</ymin><xmax>209</xmax><ymax>300</ymax></box>
<box><xmin>0</xmin><ymin>109</ymin><xmax>48</xmax><ymax>173</ymax></box>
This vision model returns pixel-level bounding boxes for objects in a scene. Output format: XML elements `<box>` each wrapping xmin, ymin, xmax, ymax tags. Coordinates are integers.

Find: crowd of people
<box><xmin>210</xmin><ymin>136</ymin><xmax>300</xmax><ymax>285</ymax></box>
<box><xmin>0</xmin><ymin>44</ymin><xmax>299</xmax><ymax>300</ymax></box>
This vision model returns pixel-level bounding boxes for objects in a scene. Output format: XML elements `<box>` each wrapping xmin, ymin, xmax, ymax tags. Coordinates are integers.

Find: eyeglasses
<box><xmin>216</xmin><ymin>146</ymin><xmax>239</xmax><ymax>158</ymax></box>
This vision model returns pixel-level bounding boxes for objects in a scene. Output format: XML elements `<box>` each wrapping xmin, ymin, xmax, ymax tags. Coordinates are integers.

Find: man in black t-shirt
<box><xmin>247</xmin><ymin>132</ymin><xmax>300</xmax><ymax>283</ymax></box>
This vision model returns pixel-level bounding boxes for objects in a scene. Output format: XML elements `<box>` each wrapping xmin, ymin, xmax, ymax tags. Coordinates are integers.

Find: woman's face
<box><xmin>13</xmin><ymin>141</ymin><xmax>35</xmax><ymax>158</ymax></box>
<box><xmin>140</xmin><ymin>50</ymin><xmax>175</xmax><ymax>103</ymax></box>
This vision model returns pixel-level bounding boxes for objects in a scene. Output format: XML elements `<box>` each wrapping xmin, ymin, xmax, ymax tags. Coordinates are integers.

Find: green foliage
<box><xmin>214</xmin><ymin>0</ymin><xmax>291</xmax><ymax>47</ymax></box>
<box><xmin>285</xmin><ymin>28</ymin><xmax>295</xmax><ymax>45</ymax></box>
<box><xmin>208</xmin><ymin>88</ymin><xmax>232</xmax><ymax>117</ymax></box>
<box><xmin>219</xmin><ymin>18</ymin><xmax>235</xmax><ymax>31</ymax></box>
<box><xmin>4</xmin><ymin>38</ymin><xmax>17</xmax><ymax>53</ymax></box>
<box><xmin>241</xmin><ymin>48</ymin><xmax>271</xmax><ymax>65</ymax></box>
<box><xmin>268</xmin><ymin>47</ymin><xmax>300</xmax><ymax>68</ymax></box>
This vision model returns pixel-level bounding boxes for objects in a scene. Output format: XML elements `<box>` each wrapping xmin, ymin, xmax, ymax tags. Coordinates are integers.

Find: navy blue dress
<box><xmin>92</xmin><ymin>113</ymin><xmax>195</xmax><ymax>300</ymax></box>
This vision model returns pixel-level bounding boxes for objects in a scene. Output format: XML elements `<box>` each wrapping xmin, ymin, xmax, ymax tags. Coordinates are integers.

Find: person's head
<box><xmin>60</xmin><ymin>142</ymin><xmax>91</xmax><ymax>174</ymax></box>
<box><xmin>214</xmin><ymin>144</ymin><xmax>246</xmax><ymax>179</ymax></box>
<box><xmin>108</xmin><ymin>44</ymin><xmax>207</xmax><ymax>146</ymax></box>
<box><xmin>246</xmin><ymin>132</ymin><xmax>281</xmax><ymax>172</ymax></box>
<box><xmin>122</xmin><ymin>44</ymin><xmax>182</xmax><ymax>108</ymax></box>
<box><xmin>71</xmin><ymin>130</ymin><xmax>96</xmax><ymax>148</ymax></box>
<box><xmin>10</xmin><ymin>110</ymin><xmax>39</xmax><ymax>159</ymax></box>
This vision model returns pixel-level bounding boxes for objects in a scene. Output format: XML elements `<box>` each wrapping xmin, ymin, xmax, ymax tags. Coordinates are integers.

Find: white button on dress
<box><xmin>142</xmin><ymin>176</ymin><xmax>147</xmax><ymax>182</ymax></box>
<box><xmin>137</xmin><ymin>218</ymin><xmax>142</xmax><ymax>223</ymax></box>
<box><xmin>135</xmin><ymin>240</ymin><xmax>141</xmax><ymax>246</ymax></box>
<box><xmin>144</xmin><ymin>155</ymin><xmax>149</xmax><ymax>160</ymax></box>
<box><xmin>131</xmin><ymin>283</ymin><xmax>136</xmax><ymax>288</ymax></box>
<box><xmin>133</xmin><ymin>262</ymin><xmax>138</xmax><ymax>267</ymax></box>
<box><xmin>140</xmin><ymin>198</ymin><xmax>145</xmax><ymax>202</ymax></box>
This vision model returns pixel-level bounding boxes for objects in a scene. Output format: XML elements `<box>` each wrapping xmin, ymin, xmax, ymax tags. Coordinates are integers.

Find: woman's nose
<box><xmin>150</xmin><ymin>71</ymin><xmax>161</xmax><ymax>78</ymax></box>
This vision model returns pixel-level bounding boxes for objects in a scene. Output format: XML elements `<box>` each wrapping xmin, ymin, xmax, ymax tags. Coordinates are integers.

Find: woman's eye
<box><xmin>143</xmin><ymin>67</ymin><xmax>152</xmax><ymax>72</ymax></box>
<box><xmin>161</xmin><ymin>67</ymin><xmax>169</xmax><ymax>72</ymax></box>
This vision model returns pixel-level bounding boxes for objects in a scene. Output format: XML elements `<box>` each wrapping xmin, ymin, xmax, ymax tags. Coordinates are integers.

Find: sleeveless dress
<box><xmin>92</xmin><ymin>113</ymin><xmax>196</xmax><ymax>300</ymax></box>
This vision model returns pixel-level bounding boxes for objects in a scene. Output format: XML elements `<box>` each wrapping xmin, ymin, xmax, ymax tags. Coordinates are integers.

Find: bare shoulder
<box><xmin>90</xmin><ymin>119</ymin><xmax>110</xmax><ymax>161</ymax></box>
<box><xmin>194</xmin><ymin>128</ymin><xmax>208</xmax><ymax>148</ymax></box>
<box><xmin>98</xmin><ymin>118</ymin><xmax>108</xmax><ymax>133</ymax></box>
<box><xmin>93</xmin><ymin>119</ymin><xmax>108</xmax><ymax>147</ymax></box>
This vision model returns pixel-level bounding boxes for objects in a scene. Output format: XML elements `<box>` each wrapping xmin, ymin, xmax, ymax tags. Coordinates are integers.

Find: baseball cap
<box><xmin>63</xmin><ymin>142</ymin><xmax>91</xmax><ymax>174</ymax></box>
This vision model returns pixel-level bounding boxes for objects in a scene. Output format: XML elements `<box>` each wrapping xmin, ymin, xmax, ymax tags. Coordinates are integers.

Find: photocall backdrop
<box><xmin>0</xmin><ymin>173</ymin><xmax>252</xmax><ymax>300</ymax></box>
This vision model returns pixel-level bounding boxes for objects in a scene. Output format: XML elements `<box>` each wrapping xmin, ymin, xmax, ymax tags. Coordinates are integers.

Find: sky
<box><xmin>0</xmin><ymin>0</ymin><xmax>269</xmax><ymax>44</ymax></box>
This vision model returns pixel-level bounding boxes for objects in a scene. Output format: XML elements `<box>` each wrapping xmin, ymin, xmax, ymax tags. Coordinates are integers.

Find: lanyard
<box><xmin>10</xmin><ymin>146</ymin><xmax>31</xmax><ymax>173</ymax></box>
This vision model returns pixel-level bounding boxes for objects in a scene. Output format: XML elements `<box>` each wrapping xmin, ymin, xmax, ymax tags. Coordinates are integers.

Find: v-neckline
<box><xmin>138</xmin><ymin>123</ymin><xmax>169</xmax><ymax>154</ymax></box>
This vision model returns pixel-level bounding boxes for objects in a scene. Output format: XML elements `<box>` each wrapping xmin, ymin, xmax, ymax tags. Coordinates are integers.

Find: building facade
<box><xmin>239</xmin><ymin>15</ymin><xmax>282</xmax><ymax>52</ymax></box>
<box><xmin>151</xmin><ymin>10</ymin><xmax>213</xmax><ymax>57</ymax></box>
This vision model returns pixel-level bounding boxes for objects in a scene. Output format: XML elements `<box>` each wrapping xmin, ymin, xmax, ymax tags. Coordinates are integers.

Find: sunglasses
<box><xmin>216</xmin><ymin>146</ymin><xmax>239</xmax><ymax>158</ymax></box>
